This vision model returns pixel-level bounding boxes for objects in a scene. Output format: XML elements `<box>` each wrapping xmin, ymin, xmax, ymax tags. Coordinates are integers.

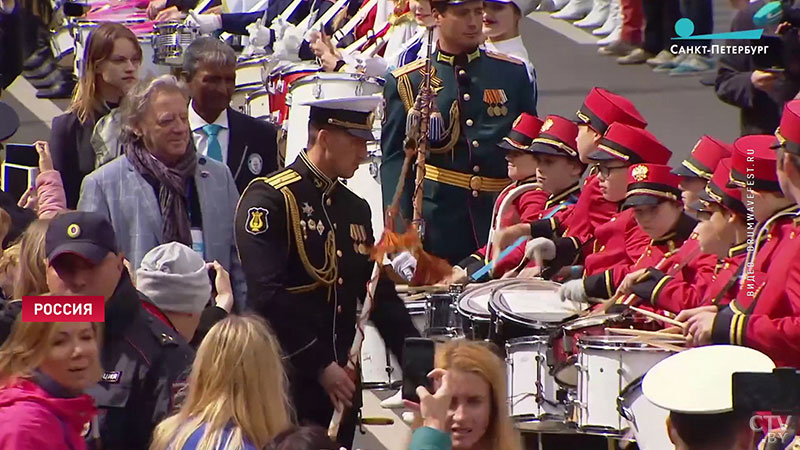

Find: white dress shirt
<box><xmin>189</xmin><ymin>102</ymin><xmax>230</xmax><ymax>164</ymax></box>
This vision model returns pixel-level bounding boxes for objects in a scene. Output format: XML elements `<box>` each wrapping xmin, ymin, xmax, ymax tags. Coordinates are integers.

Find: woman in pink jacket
<box><xmin>0</xmin><ymin>320</ymin><xmax>101</xmax><ymax>450</ymax></box>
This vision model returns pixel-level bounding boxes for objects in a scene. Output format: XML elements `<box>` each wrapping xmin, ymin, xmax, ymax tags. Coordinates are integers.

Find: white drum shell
<box><xmin>245</xmin><ymin>90</ymin><xmax>270</xmax><ymax>120</ymax></box>
<box><xmin>235</xmin><ymin>56</ymin><xmax>270</xmax><ymax>88</ymax></box>
<box><xmin>620</xmin><ymin>381</ymin><xmax>672</xmax><ymax>450</ymax></box>
<box><xmin>576</xmin><ymin>336</ymin><xmax>677</xmax><ymax>434</ymax></box>
<box><xmin>506</xmin><ymin>336</ymin><xmax>567</xmax><ymax>429</ymax></box>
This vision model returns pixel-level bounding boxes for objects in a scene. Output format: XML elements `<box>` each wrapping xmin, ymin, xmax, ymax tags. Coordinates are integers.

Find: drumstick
<box><xmin>396</xmin><ymin>284</ymin><xmax>447</xmax><ymax>293</ymax></box>
<box><xmin>628</xmin><ymin>305</ymin><xmax>686</xmax><ymax>328</ymax></box>
<box><xmin>606</xmin><ymin>327</ymin><xmax>688</xmax><ymax>340</ymax></box>
<box><xmin>660</xmin><ymin>326</ymin><xmax>684</xmax><ymax>334</ymax></box>
<box><xmin>641</xmin><ymin>340</ymin><xmax>685</xmax><ymax>353</ymax></box>
<box><xmin>600</xmin><ymin>269</ymin><xmax>652</xmax><ymax>313</ymax></box>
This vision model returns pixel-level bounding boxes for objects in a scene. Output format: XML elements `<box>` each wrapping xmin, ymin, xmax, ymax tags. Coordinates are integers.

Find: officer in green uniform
<box><xmin>380</xmin><ymin>0</ymin><xmax>537</xmax><ymax>265</ymax></box>
<box><xmin>234</xmin><ymin>96</ymin><xmax>420</xmax><ymax>448</ymax></box>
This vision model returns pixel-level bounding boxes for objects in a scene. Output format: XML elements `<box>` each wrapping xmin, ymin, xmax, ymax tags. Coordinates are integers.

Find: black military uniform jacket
<box><xmin>235</xmin><ymin>151</ymin><xmax>419</xmax><ymax>382</ymax></box>
<box><xmin>87</xmin><ymin>270</ymin><xmax>194</xmax><ymax>450</ymax></box>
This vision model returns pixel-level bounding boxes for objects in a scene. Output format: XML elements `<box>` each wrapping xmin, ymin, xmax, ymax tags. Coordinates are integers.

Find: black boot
<box><xmin>36</xmin><ymin>76</ymin><xmax>75</xmax><ymax>99</ymax></box>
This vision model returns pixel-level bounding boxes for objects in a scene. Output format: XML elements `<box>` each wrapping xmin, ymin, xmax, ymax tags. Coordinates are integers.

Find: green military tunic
<box><xmin>380</xmin><ymin>47</ymin><xmax>537</xmax><ymax>264</ymax></box>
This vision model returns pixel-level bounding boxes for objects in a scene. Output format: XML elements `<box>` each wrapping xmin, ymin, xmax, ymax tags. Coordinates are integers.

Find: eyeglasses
<box><xmin>595</xmin><ymin>163</ymin><xmax>628</xmax><ymax>178</ymax></box>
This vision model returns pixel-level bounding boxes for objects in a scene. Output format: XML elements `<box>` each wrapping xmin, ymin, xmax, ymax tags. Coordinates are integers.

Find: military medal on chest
<box><xmin>484</xmin><ymin>89</ymin><xmax>508</xmax><ymax>117</ymax></box>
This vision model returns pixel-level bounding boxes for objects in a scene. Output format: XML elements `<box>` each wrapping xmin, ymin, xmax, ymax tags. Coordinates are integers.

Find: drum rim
<box><xmin>577</xmin><ymin>334</ymin><xmax>684</xmax><ymax>350</ymax></box>
<box><xmin>562</xmin><ymin>313</ymin><xmax>625</xmax><ymax>331</ymax></box>
<box><xmin>506</xmin><ymin>334</ymin><xmax>551</xmax><ymax>346</ymax></box>
<box><xmin>246</xmin><ymin>90</ymin><xmax>270</xmax><ymax>101</ymax></box>
<box><xmin>236</xmin><ymin>55</ymin><xmax>271</xmax><ymax>66</ymax></box>
<box><xmin>234</xmin><ymin>82</ymin><xmax>265</xmax><ymax>93</ymax></box>
<box><xmin>288</xmin><ymin>72</ymin><xmax>386</xmax><ymax>90</ymax></box>
<box><xmin>489</xmin><ymin>301</ymin><xmax>560</xmax><ymax>330</ymax></box>
<box><xmin>488</xmin><ymin>285</ymin><xmax>578</xmax><ymax>326</ymax></box>
<box><xmin>456</xmin><ymin>294</ymin><xmax>491</xmax><ymax>318</ymax></box>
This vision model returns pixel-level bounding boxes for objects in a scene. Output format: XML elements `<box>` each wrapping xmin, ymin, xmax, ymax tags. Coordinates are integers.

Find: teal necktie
<box><xmin>202</xmin><ymin>124</ymin><xmax>223</xmax><ymax>162</ymax></box>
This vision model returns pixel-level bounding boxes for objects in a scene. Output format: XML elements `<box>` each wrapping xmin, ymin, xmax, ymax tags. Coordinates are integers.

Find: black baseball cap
<box><xmin>46</xmin><ymin>211</ymin><xmax>119</xmax><ymax>265</ymax></box>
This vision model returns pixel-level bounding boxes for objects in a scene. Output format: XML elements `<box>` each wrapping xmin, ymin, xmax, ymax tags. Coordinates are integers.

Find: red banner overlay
<box><xmin>21</xmin><ymin>296</ymin><xmax>105</xmax><ymax>322</ymax></box>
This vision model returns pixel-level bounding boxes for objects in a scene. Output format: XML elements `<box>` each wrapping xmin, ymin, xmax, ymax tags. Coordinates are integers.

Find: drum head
<box><xmin>553</xmin><ymin>355</ymin><xmax>579</xmax><ymax>387</ymax></box>
<box><xmin>489</xmin><ymin>279</ymin><xmax>582</xmax><ymax>325</ymax></box>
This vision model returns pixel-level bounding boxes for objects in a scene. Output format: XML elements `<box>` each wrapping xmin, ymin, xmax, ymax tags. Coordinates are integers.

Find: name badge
<box><xmin>191</xmin><ymin>228</ymin><xmax>205</xmax><ymax>258</ymax></box>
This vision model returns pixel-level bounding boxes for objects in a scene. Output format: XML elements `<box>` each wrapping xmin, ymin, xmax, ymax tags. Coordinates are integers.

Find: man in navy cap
<box><xmin>45</xmin><ymin>211</ymin><xmax>194</xmax><ymax>450</ymax></box>
<box><xmin>235</xmin><ymin>96</ymin><xmax>420</xmax><ymax>448</ymax></box>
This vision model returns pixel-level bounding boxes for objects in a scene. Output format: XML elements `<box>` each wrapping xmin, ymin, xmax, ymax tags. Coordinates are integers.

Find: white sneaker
<box><xmin>646</xmin><ymin>50</ymin><xmax>674</xmax><ymax>67</ymax></box>
<box><xmin>379</xmin><ymin>390</ymin><xmax>405</xmax><ymax>409</ymax></box>
<box><xmin>551</xmin><ymin>0</ymin><xmax>571</xmax><ymax>12</ymax></box>
<box><xmin>402</xmin><ymin>411</ymin><xmax>416</xmax><ymax>424</ymax></box>
<box><xmin>551</xmin><ymin>0</ymin><xmax>593</xmax><ymax>19</ymax></box>
<box><xmin>575</xmin><ymin>0</ymin><xmax>610</xmax><ymax>28</ymax></box>
<box><xmin>669</xmin><ymin>54</ymin><xmax>715</xmax><ymax>76</ymax></box>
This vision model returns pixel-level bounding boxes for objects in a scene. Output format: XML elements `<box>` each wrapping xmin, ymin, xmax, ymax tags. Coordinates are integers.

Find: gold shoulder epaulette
<box><xmin>485</xmin><ymin>50</ymin><xmax>524</xmax><ymax>65</ymax></box>
<box><xmin>392</xmin><ymin>58</ymin><xmax>427</xmax><ymax>78</ymax></box>
<box><xmin>263</xmin><ymin>169</ymin><xmax>301</xmax><ymax>190</ymax></box>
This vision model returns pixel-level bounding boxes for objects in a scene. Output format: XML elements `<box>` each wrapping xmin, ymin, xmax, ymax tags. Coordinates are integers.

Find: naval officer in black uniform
<box><xmin>234</xmin><ymin>96</ymin><xmax>420</xmax><ymax>448</ymax></box>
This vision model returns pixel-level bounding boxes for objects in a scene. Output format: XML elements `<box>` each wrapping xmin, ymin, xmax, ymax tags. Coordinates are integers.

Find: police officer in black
<box><xmin>235</xmin><ymin>96</ymin><xmax>420</xmax><ymax>448</ymax></box>
<box><xmin>44</xmin><ymin>211</ymin><xmax>194</xmax><ymax>450</ymax></box>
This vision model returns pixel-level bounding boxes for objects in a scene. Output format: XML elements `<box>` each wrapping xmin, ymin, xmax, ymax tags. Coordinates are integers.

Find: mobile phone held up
<box><xmin>2</xmin><ymin>144</ymin><xmax>40</xmax><ymax>201</ymax></box>
<box><xmin>402</xmin><ymin>338</ymin><xmax>436</xmax><ymax>404</ymax></box>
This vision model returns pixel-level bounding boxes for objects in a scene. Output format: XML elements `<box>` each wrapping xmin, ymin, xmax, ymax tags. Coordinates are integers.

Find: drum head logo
<box><xmin>248</xmin><ymin>153</ymin><xmax>263</xmax><ymax>175</ymax></box>
<box><xmin>246</xmin><ymin>207</ymin><xmax>269</xmax><ymax>235</ymax></box>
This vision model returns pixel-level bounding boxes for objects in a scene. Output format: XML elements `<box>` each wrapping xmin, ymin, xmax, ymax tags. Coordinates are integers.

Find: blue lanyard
<box><xmin>543</xmin><ymin>195</ymin><xmax>577</xmax><ymax>220</ymax></box>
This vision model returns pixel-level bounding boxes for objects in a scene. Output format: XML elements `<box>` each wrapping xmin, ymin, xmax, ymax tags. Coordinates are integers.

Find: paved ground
<box><xmin>0</xmin><ymin>2</ymin><xmax>743</xmax><ymax>448</ymax></box>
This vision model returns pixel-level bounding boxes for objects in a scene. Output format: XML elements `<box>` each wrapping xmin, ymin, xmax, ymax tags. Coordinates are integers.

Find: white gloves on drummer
<box><xmin>559</xmin><ymin>279</ymin><xmax>587</xmax><ymax>303</ymax></box>
<box><xmin>242</xmin><ymin>18</ymin><xmax>273</xmax><ymax>56</ymax></box>
<box><xmin>524</xmin><ymin>237</ymin><xmax>556</xmax><ymax>261</ymax></box>
<box><xmin>185</xmin><ymin>13</ymin><xmax>222</xmax><ymax>34</ymax></box>
<box><xmin>390</xmin><ymin>251</ymin><xmax>418</xmax><ymax>282</ymax></box>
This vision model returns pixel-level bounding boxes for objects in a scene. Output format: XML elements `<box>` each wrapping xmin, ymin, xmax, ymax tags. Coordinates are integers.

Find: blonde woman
<box><xmin>0</xmin><ymin>320</ymin><xmax>102</xmax><ymax>450</ymax></box>
<box><xmin>0</xmin><ymin>243</ymin><xmax>20</xmax><ymax>299</ymax></box>
<box><xmin>13</xmin><ymin>218</ymin><xmax>50</xmax><ymax>300</ymax></box>
<box><xmin>50</xmin><ymin>22</ymin><xmax>142</xmax><ymax>208</ymax></box>
<box><xmin>150</xmin><ymin>315</ymin><xmax>293</xmax><ymax>450</ymax></box>
<box><xmin>413</xmin><ymin>340</ymin><xmax>523</xmax><ymax>450</ymax></box>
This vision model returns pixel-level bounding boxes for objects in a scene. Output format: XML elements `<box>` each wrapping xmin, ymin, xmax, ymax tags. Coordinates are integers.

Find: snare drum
<box><xmin>245</xmin><ymin>89</ymin><xmax>271</xmax><ymax>119</ymax></box>
<box><xmin>551</xmin><ymin>313</ymin><xmax>632</xmax><ymax>387</ymax></box>
<box><xmin>236</xmin><ymin>55</ymin><xmax>270</xmax><ymax>88</ymax></box>
<box><xmin>361</xmin><ymin>300</ymin><xmax>426</xmax><ymax>389</ymax></box>
<box><xmin>232</xmin><ymin>83</ymin><xmax>263</xmax><ymax>115</ymax></box>
<box><xmin>456</xmin><ymin>280</ymin><xmax>516</xmax><ymax>341</ymax></box>
<box><xmin>489</xmin><ymin>279</ymin><xmax>581</xmax><ymax>345</ymax></box>
<box><xmin>151</xmin><ymin>21</ymin><xmax>197</xmax><ymax>66</ymax></box>
<box><xmin>266</xmin><ymin>64</ymin><xmax>320</xmax><ymax>126</ymax></box>
<box><xmin>425</xmin><ymin>292</ymin><xmax>460</xmax><ymax>339</ymax></box>
<box><xmin>506</xmin><ymin>335</ymin><xmax>573</xmax><ymax>432</ymax></box>
<box><xmin>617</xmin><ymin>375</ymin><xmax>672</xmax><ymax>450</ymax></box>
<box><xmin>346</xmin><ymin>156</ymin><xmax>384</xmax><ymax>242</ymax></box>
<box><xmin>576</xmin><ymin>335</ymin><xmax>681</xmax><ymax>436</ymax></box>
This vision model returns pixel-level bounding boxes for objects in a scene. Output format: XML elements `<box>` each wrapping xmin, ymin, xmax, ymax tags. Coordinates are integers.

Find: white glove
<box><xmin>272</xmin><ymin>23</ymin><xmax>304</xmax><ymax>61</ymax></box>
<box><xmin>185</xmin><ymin>12</ymin><xmax>222</xmax><ymax>34</ymax></box>
<box><xmin>390</xmin><ymin>251</ymin><xmax>417</xmax><ymax>282</ymax></box>
<box><xmin>559</xmin><ymin>279</ymin><xmax>587</xmax><ymax>303</ymax></box>
<box><xmin>242</xmin><ymin>18</ymin><xmax>272</xmax><ymax>56</ymax></box>
<box><xmin>524</xmin><ymin>237</ymin><xmax>556</xmax><ymax>261</ymax></box>
<box><xmin>270</xmin><ymin>16</ymin><xmax>291</xmax><ymax>41</ymax></box>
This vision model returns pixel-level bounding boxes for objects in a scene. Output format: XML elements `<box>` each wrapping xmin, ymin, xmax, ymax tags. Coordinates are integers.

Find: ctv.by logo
<box><xmin>669</xmin><ymin>18</ymin><xmax>768</xmax><ymax>55</ymax></box>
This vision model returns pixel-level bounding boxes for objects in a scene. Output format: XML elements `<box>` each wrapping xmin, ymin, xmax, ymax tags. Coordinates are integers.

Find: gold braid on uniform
<box><xmin>428</xmin><ymin>101</ymin><xmax>460</xmax><ymax>155</ymax></box>
<box><xmin>282</xmin><ymin>188</ymin><xmax>338</xmax><ymax>287</ymax></box>
<box><xmin>397</xmin><ymin>75</ymin><xmax>415</xmax><ymax>112</ymax></box>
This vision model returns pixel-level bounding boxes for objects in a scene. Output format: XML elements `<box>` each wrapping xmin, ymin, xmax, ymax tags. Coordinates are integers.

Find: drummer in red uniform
<box><xmin>492</xmin><ymin>115</ymin><xmax>585</xmax><ymax>279</ymax></box>
<box><xmin>548</xmin><ymin>124</ymin><xmax>671</xmax><ymax>303</ymax></box>
<box><xmin>571</xmin><ymin>163</ymin><xmax>698</xmax><ymax>303</ymax></box>
<box><xmin>448</xmin><ymin>113</ymin><xmax>548</xmax><ymax>282</ymax></box>
<box><xmin>670</xmin><ymin>135</ymin><xmax>732</xmax><ymax>211</ymax></box>
<box><xmin>678</xmin><ymin>131</ymin><xmax>800</xmax><ymax>368</ymax></box>
<box><xmin>617</xmin><ymin>159</ymin><xmax>746</xmax><ymax>313</ymax></box>
<box><xmin>490</xmin><ymin>87</ymin><xmax>647</xmax><ymax>260</ymax></box>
